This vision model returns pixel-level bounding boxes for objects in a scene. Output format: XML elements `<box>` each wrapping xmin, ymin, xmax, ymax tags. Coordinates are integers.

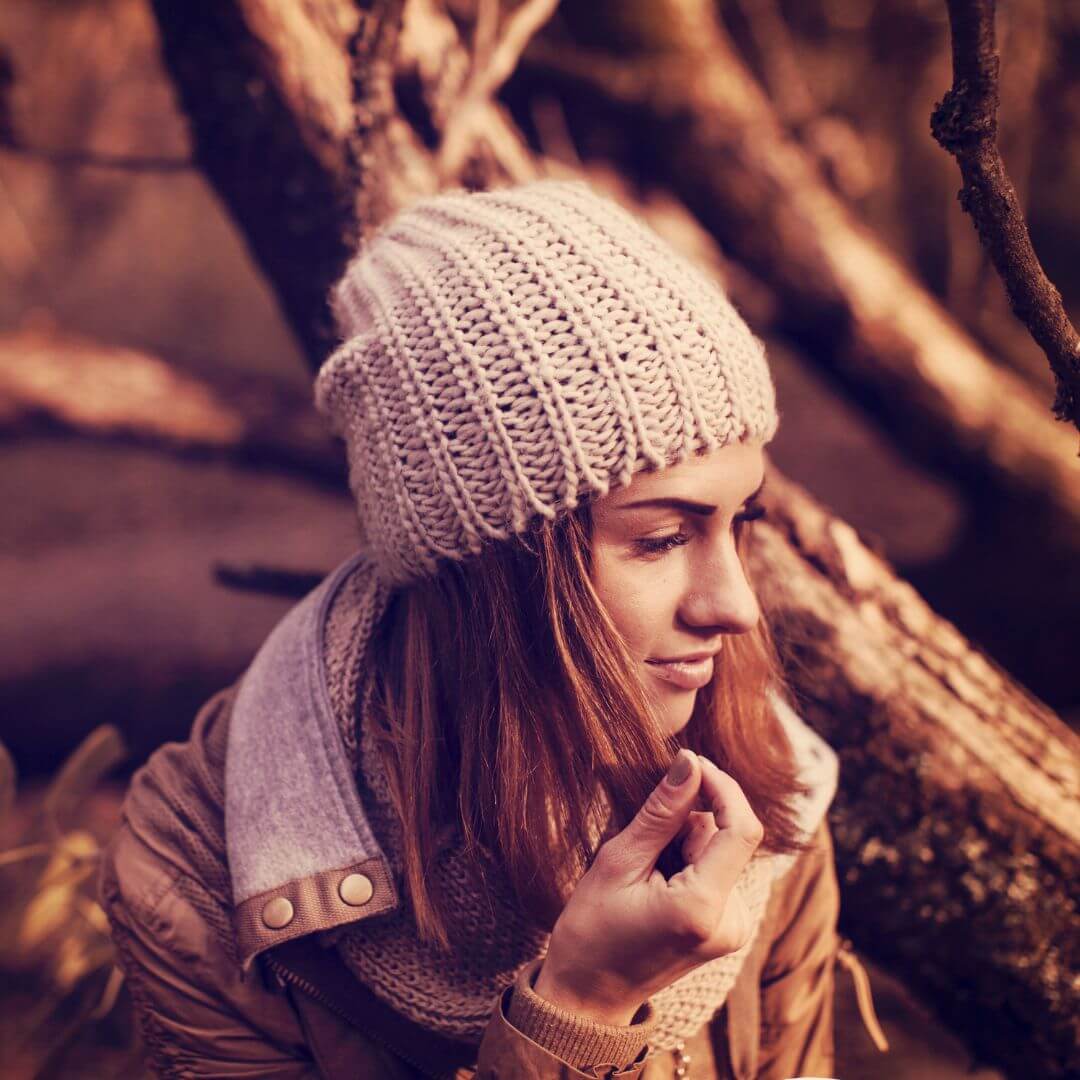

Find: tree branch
<box><xmin>435</xmin><ymin>0</ymin><xmax>558</xmax><ymax>181</ymax></box>
<box><xmin>931</xmin><ymin>0</ymin><xmax>1080</xmax><ymax>439</ymax></box>
<box><xmin>0</xmin><ymin>329</ymin><xmax>345</xmax><ymax>487</ymax></box>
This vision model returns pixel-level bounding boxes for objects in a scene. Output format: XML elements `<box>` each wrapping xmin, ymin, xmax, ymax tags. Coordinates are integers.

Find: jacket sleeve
<box><xmin>99</xmin><ymin>821</ymin><xmax>404</xmax><ymax>1079</ymax></box>
<box><xmin>755</xmin><ymin>818</ymin><xmax>841</xmax><ymax>1080</ymax></box>
<box><xmin>475</xmin><ymin>959</ymin><xmax>653</xmax><ymax>1078</ymax></box>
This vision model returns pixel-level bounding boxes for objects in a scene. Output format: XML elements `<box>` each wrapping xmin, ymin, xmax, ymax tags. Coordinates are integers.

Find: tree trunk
<box><xmin>148</xmin><ymin>0</ymin><xmax>416</xmax><ymax>367</ymax></box>
<box><xmin>147</xmin><ymin>2</ymin><xmax>1080</xmax><ymax>1075</ymax></box>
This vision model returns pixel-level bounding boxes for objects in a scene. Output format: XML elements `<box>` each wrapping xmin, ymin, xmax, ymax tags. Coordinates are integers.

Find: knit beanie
<box><xmin>314</xmin><ymin>178</ymin><xmax>778</xmax><ymax>585</ymax></box>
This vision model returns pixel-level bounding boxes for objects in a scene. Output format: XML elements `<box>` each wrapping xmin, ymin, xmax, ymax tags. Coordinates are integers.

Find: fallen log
<box><xmin>754</xmin><ymin>466</ymin><xmax>1080</xmax><ymax>1079</ymax></box>
<box><xmin>0</xmin><ymin>328</ymin><xmax>344</xmax><ymax>486</ymax></box>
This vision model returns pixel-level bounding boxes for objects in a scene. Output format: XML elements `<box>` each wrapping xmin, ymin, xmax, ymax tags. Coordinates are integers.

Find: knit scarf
<box><xmin>326</xmin><ymin>560</ymin><xmax>836</xmax><ymax>1054</ymax></box>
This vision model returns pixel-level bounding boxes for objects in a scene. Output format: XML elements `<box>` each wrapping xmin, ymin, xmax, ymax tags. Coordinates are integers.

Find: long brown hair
<box><xmin>367</xmin><ymin>498</ymin><xmax>810</xmax><ymax>951</ymax></box>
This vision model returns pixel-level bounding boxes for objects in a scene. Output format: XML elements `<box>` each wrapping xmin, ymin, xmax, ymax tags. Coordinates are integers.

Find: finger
<box><xmin>603</xmin><ymin>749</ymin><xmax>702</xmax><ymax>882</ymax></box>
<box><xmin>684</xmin><ymin>756</ymin><xmax>764</xmax><ymax>897</ymax></box>
<box><xmin>696</xmin><ymin>755</ymin><xmax>757</xmax><ymax>831</ymax></box>
<box><xmin>680</xmin><ymin>811</ymin><xmax>718</xmax><ymax>864</ymax></box>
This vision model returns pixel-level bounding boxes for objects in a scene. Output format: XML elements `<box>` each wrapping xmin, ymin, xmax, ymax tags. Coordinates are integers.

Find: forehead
<box><xmin>601</xmin><ymin>441</ymin><xmax>766</xmax><ymax>509</ymax></box>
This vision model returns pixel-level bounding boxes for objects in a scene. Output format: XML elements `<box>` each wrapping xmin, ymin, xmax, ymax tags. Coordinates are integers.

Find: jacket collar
<box><xmin>224</xmin><ymin>553</ymin><xmax>839</xmax><ymax>968</ymax></box>
<box><xmin>225</xmin><ymin>552</ymin><xmax>400</xmax><ymax>968</ymax></box>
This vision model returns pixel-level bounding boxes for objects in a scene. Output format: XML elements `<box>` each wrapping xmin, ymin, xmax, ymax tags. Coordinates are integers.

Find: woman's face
<box><xmin>589</xmin><ymin>441</ymin><xmax>766</xmax><ymax>737</ymax></box>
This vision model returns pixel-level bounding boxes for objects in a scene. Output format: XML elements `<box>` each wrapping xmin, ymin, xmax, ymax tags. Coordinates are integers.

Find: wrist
<box><xmin>532</xmin><ymin>962</ymin><xmax>641</xmax><ymax>1027</ymax></box>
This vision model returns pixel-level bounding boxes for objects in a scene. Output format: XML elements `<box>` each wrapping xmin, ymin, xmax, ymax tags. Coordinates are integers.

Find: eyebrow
<box><xmin>617</xmin><ymin>475</ymin><xmax>766</xmax><ymax>515</ymax></box>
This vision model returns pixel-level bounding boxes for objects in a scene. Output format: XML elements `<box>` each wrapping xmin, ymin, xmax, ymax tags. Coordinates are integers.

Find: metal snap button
<box><xmin>338</xmin><ymin>872</ymin><xmax>374</xmax><ymax>906</ymax></box>
<box><xmin>262</xmin><ymin>896</ymin><xmax>295</xmax><ymax>929</ymax></box>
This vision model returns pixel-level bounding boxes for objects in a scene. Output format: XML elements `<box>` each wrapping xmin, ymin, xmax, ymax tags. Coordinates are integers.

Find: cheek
<box><xmin>602</xmin><ymin>589</ymin><xmax>652</xmax><ymax>652</ymax></box>
<box><xmin>592</xmin><ymin>554</ymin><xmax>679</xmax><ymax>653</ymax></box>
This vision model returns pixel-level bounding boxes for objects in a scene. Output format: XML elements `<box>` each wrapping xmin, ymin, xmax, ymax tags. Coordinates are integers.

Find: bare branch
<box><xmin>480</xmin><ymin>0</ymin><xmax>559</xmax><ymax>100</ymax></box>
<box><xmin>931</xmin><ymin>0</ymin><xmax>1080</xmax><ymax>439</ymax></box>
<box><xmin>436</xmin><ymin>0</ymin><xmax>558</xmax><ymax>181</ymax></box>
<box><xmin>0</xmin><ymin>329</ymin><xmax>344</xmax><ymax>487</ymax></box>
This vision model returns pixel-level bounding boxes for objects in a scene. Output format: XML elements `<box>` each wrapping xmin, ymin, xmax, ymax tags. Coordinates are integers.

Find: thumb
<box><xmin>606</xmin><ymin>750</ymin><xmax>702</xmax><ymax>882</ymax></box>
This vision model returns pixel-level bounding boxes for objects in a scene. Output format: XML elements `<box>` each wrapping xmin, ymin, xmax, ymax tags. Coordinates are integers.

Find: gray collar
<box><xmin>225</xmin><ymin>552</ymin><xmax>388</xmax><ymax>908</ymax></box>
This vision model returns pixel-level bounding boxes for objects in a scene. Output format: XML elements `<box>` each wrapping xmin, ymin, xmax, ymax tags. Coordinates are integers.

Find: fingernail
<box><xmin>666</xmin><ymin>751</ymin><xmax>692</xmax><ymax>786</ymax></box>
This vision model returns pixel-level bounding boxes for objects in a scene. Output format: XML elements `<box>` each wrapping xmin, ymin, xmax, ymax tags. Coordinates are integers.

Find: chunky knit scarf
<box><xmin>325</xmin><ymin>562</ymin><xmax>837</xmax><ymax>1055</ymax></box>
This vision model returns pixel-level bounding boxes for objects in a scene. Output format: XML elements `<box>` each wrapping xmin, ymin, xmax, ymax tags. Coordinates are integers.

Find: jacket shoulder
<box><xmin>118</xmin><ymin>685</ymin><xmax>233</xmax><ymax>903</ymax></box>
<box><xmin>101</xmin><ymin>816</ymin><xmax>323</xmax><ymax>1077</ymax></box>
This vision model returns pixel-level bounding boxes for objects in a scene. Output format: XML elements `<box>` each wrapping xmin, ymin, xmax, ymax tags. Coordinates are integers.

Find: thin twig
<box><xmin>731</xmin><ymin>0</ymin><xmax>816</xmax><ymax>127</ymax></box>
<box><xmin>931</xmin><ymin>0</ymin><xmax>1080</xmax><ymax>439</ymax></box>
<box><xmin>212</xmin><ymin>563</ymin><xmax>326</xmax><ymax>598</ymax></box>
<box><xmin>478</xmin><ymin>0</ymin><xmax>559</xmax><ymax>100</ymax></box>
<box><xmin>436</xmin><ymin>0</ymin><xmax>558</xmax><ymax>180</ymax></box>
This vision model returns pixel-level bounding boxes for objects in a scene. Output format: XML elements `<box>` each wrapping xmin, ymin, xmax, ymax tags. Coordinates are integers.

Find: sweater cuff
<box><xmin>505</xmin><ymin>958</ymin><xmax>654</xmax><ymax>1071</ymax></box>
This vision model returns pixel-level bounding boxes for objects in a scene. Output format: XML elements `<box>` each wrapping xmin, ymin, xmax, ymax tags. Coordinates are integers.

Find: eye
<box><xmin>632</xmin><ymin>530</ymin><xmax>690</xmax><ymax>558</ymax></box>
<box><xmin>732</xmin><ymin>503</ymin><xmax>767</xmax><ymax>539</ymax></box>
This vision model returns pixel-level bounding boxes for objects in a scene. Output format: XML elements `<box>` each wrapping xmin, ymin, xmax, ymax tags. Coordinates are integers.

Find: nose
<box><xmin>677</xmin><ymin>540</ymin><xmax>760</xmax><ymax>636</ymax></box>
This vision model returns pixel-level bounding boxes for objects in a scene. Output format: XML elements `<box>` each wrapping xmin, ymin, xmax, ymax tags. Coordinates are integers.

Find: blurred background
<box><xmin>0</xmin><ymin>0</ymin><xmax>1077</xmax><ymax>1076</ymax></box>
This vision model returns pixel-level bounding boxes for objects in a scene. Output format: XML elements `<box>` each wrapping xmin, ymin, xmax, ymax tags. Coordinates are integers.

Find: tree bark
<box><xmin>148</xmin><ymin>0</ymin><xmax>415</xmax><ymax>368</ymax></box>
<box><xmin>147</xmin><ymin>2</ymin><xmax>1080</xmax><ymax>1075</ymax></box>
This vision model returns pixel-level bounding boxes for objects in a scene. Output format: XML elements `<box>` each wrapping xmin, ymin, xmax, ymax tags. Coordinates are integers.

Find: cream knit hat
<box><xmin>315</xmin><ymin>178</ymin><xmax>778</xmax><ymax>585</ymax></box>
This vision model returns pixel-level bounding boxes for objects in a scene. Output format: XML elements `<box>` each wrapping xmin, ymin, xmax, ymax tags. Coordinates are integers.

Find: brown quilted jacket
<box><xmin>98</xmin><ymin>557</ymin><xmax>846</xmax><ymax>1078</ymax></box>
<box><xmin>99</xmin><ymin>686</ymin><xmax>841</xmax><ymax>1078</ymax></box>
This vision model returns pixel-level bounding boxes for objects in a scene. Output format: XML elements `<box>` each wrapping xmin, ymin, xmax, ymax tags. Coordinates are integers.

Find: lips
<box><xmin>645</xmin><ymin>652</ymin><xmax>717</xmax><ymax>690</ymax></box>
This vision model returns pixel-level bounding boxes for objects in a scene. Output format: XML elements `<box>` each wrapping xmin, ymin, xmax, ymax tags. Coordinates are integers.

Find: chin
<box><xmin>656</xmin><ymin>700</ymin><xmax>695</xmax><ymax>737</ymax></box>
<box><xmin>644</xmin><ymin>675</ymin><xmax>697</xmax><ymax>737</ymax></box>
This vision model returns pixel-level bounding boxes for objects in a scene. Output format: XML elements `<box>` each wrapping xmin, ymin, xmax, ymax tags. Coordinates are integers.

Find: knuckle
<box><xmin>734</xmin><ymin>814</ymin><xmax>764</xmax><ymax>851</ymax></box>
<box><xmin>640</xmin><ymin>787</ymin><xmax>676</xmax><ymax>825</ymax></box>
<box><xmin>670</xmin><ymin>903</ymin><xmax>716</xmax><ymax>946</ymax></box>
<box><xmin>592</xmin><ymin>837</ymin><xmax>628</xmax><ymax>877</ymax></box>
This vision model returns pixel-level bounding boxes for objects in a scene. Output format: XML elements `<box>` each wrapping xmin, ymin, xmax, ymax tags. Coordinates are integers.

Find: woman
<box><xmin>100</xmin><ymin>179</ymin><xmax>843</xmax><ymax>1078</ymax></box>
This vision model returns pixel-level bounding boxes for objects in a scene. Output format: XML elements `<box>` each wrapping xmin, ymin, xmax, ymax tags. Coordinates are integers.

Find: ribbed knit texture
<box><xmin>315</xmin><ymin>179</ymin><xmax>778</xmax><ymax>587</ymax></box>
<box><xmin>506</xmin><ymin>958</ymin><xmax>653</xmax><ymax>1067</ymax></box>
